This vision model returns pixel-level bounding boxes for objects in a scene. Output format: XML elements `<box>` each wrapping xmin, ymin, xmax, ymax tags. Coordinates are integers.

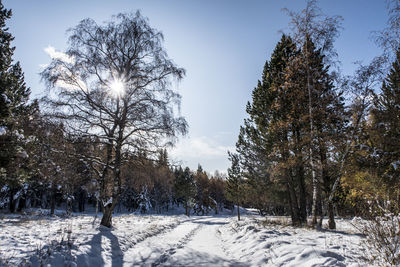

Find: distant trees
<box><xmin>40</xmin><ymin>12</ymin><xmax>187</xmax><ymax>227</ymax></box>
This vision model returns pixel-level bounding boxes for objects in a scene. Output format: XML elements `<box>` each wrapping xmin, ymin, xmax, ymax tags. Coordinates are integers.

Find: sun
<box><xmin>109</xmin><ymin>79</ymin><xmax>125</xmax><ymax>98</ymax></box>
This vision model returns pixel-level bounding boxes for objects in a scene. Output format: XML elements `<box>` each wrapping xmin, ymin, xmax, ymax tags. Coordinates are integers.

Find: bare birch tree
<box><xmin>41</xmin><ymin>11</ymin><xmax>187</xmax><ymax>227</ymax></box>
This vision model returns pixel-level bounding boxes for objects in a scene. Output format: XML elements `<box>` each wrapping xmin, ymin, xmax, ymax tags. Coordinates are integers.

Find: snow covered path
<box><xmin>0</xmin><ymin>212</ymin><xmax>371</xmax><ymax>266</ymax></box>
<box><xmin>123</xmin><ymin>216</ymin><xmax>248</xmax><ymax>266</ymax></box>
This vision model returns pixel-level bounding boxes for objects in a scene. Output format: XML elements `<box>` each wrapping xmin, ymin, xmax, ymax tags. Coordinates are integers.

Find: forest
<box><xmin>1</xmin><ymin>0</ymin><xmax>400</xmax><ymax>266</ymax></box>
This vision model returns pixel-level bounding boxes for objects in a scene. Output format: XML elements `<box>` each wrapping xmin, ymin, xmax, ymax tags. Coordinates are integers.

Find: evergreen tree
<box><xmin>235</xmin><ymin>35</ymin><xmax>304</xmax><ymax>224</ymax></box>
<box><xmin>370</xmin><ymin>48</ymin><xmax>400</xmax><ymax>191</ymax></box>
<box><xmin>0</xmin><ymin>2</ymin><xmax>36</xmax><ymax>212</ymax></box>
<box><xmin>194</xmin><ymin>164</ymin><xmax>211</xmax><ymax>215</ymax></box>
<box><xmin>284</xmin><ymin>36</ymin><xmax>346</xmax><ymax>228</ymax></box>
<box><xmin>226</xmin><ymin>152</ymin><xmax>243</xmax><ymax>221</ymax></box>
<box><xmin>174</xmin><ymin>167</ymin><xmax>195</xmax><ymax>216</ymax></box>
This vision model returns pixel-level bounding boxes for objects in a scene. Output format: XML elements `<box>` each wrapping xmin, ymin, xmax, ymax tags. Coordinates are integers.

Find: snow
<box><xmin>0</xmin><ymin>126</ymin><xmax>6</xmax><ymax>136</ymax></box>
<box><xmin>1</xmin><ymin>93</ymin><xmax>10</xmax><ymax>103</ymax></box>
<box><xmin>0</xmin><ymin>210</ymin><xmax>372</xmax><ymax>266</ymax></box>
<box><xmin>392</xmin><ymin>160</ymin><xmax>400</xmax><ymax>170</ymax></box>
<box><xmin>102</xmin><ymin>198</ymin><xmax>113</xmax><ymax>207</ymax></box>
<box><xmin>219</xmin><ymin>216</ymin><xmax>366</xmax><ymax>266</ymax></box>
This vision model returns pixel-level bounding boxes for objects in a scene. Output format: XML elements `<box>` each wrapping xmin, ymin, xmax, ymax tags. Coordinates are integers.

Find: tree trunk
<box><xmin>95</xmin><ymin>198</ymin><xmax>99</xmax><ymax>218</ymax></box>
<box><xmin>17</xmin><ymin>196</ymin><xmax>26</xmax><ymax>212</ymax></box>
<box><xmin>237</xmin><ymin>202</ymin><xmax>240</xmax><ymax>221</ymax></box>
<box><xmin>297</xmin><ymin>162</ymin><xmax>307</xmax><ymax>223</ymax></box>
<box><xmin>101</xmin><ymin>204</ymin><xmax>113</xmax><ymax>227</ymax></box>
<box><xmin>287</xmin><ymin>178</ymin><xmax>301</xmax><ymax>225</ymax></box>
<box><xmin>185</xmin><ymin>201</ymin><xmax>189</xmax><ymax>216</ymax></box>
<box><xmin>9</xmin><ymin>188</ymin><xmax>16</xmax><ymax>213</ymax></box>
<box><xmin>308</xmin><ymin>79</ymin><xmax>319</xmax><ymax>226</ymax></box>
<box><xmin>50</xmin><ymin>185</ymin><xmax>56</xmax><ymax>216</ymax></box>
<box><xmin>327</xmin><ymin>200</ymin><xmax>336</xmax><ymax>229</ymax></box>
<box><xmin>294</xmin><ymin>128</ymin><xmax>307</xmax><ymax>224</ymax></box>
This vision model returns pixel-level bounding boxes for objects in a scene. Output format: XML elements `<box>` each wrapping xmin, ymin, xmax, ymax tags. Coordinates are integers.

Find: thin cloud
<box><xmin>170</xmin><ymin>136</ymin><xmax>235</xmax><ymax>158</ymax></box>
<box><xmin>44</xmin><ymin>45</ymin><xmax>74</xmax><ymax>64</ymax></box>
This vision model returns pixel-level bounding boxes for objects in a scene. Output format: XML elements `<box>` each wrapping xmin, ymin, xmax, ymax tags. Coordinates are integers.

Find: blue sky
<box><xmin>4</xmin><ymin>0</ymin><xmax>388</xmax><ymax>174</ymax></box>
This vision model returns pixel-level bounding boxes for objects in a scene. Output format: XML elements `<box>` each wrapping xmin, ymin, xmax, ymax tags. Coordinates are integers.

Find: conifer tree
<box><xmin>226</xmin><ymin>152</ymin><xmax>243</xmax><ymax>221</ymax></box>
<box><xmin>284</xmin><ymin>36</ymin><xmax>346</xmax><ymax>228</ymax></box>
<box><xmin>174</xmin><ymin>167</ymin><xmax>195</xmax><ymax>216</ymax></box>
<box><xmin>0</xmin><ymin>2</ymin><xmax>36</xmax><ymax>212</ymax></box>
<box><xmin>370</xmin><ymin>48</ymin><xmax>400</xmax><ymax>192</ymax></box>
<box><xmin>284</xmin><ymin>0</ymin><xmax>344</xmax><ymax>228</ymax></box>
<box><xmin>235</xmin><ymin>35</ymin><xmax>305</xmax><ymax>224</ymax></box>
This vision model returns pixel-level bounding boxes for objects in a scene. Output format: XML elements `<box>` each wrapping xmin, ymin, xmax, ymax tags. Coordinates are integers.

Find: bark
<box><xmin>318</xmin><ymin>144</ymin><xmax>329</xmax><ymax>228</ymax></box>
<box><xmin>99</xmin><ymin>136</ymin><xmax>115</xmax><ymax>227</ymax></box>
<box><xmin>286</xmin><ymin>183</ymin><xmax>294</xmax><ymax>222</ymax></box>
<box><xmin>293</xmin><ymin>127</ymin><xmax>307</xmax><ymax>223</ymax></box>
<box><xmin>185</xmin><ymin>201</ymin><xmax>189</xmax><ymax>216</ymax></box>
<box><xmin>101</xmin><ymin>204</ymin><xmax>113</xmax><ymax>227</ymax></box>
<box><xmin>9</xmin><ymin>188</ymin><xmax>16</xmax><ymax>213</ymax></box>
<box><xmin>297</xmin><ymin>164</ymin><xmax>307</xmax><ymax>223</ymax></box>
<box><xmin>50</xmin><ymin>185</ymin><xmax>56</xmax><ymax>216</ymax></box>
<box><xmin>17</xmin><ymin>196</ymin><xmax>26</xmax><ymax>212</ymax></box>
<box><xmin>328</xmin><ymin>201</ymin><xmax>336</xmax><ymax>229</ymax></box>
<box><xmin>288</xmin><ymin>177</ymin><xmax>301</xmax><ymax>225</ymax></box>
<box><xmin>237</xmin><ymin>202</ymin><xmax>241</xmax><ymax>221</ymax></box>
<box><xmin>307</xmin><ymin>62</ymin><xmax>319</xmax><ymax>227</ymax></box>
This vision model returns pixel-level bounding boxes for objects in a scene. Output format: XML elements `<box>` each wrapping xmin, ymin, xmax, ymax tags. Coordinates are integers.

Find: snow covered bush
<box><xmin>354</xmin><ymin>201</ymin><xmax>400</xmax><ymax>266</ymax></box>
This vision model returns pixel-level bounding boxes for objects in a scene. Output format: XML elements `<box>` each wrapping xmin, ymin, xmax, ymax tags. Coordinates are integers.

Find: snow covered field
<box><xmin>0</xmin><ymin>211</ymin><xmax>370</xmax><ymax>266</ymax></box>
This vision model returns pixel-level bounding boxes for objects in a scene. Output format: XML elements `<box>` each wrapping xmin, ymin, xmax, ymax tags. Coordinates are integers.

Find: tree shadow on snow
<box><xmin>76</xmin><ymin>226</ymin><xmax>123</xmax><ymax>267</ymax></box>
<box><xmin>189</xmin><ymin>217</ymin><xmax>228</xmax><ymax>226</ymax></box>
<box><xmin>317</xmin><ymin>228</ymin><xmax>364</xmax><ymax>238</ymax></box>
<box><xmin>161</xmin><ymin>249</ymin><xmax>251</xmax><ymax>267</ymax></box>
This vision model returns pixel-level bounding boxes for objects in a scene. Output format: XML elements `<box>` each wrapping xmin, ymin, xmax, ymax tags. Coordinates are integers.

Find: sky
<box><xmin>4</xmin><ymin>0</ymin><xmax>388</xmax><ymax>174</ymax></box>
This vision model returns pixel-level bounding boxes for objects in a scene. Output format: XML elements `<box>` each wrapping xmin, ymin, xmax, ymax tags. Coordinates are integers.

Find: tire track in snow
<box><xmin>151</xmin><ymin>224</ymin><xmax>203</xmax><ymax>266</ymax></box>
<box><xmin>160</xmin><ymin>217</ymin><xmax>250</xmax><ymax>267</ymax></box>
<box><xmin>123</xmin><ymin>219</ymin><xmax>201</xmax><ymax>266</ymax></box>
<box><xmin>117</xmin><ymin>218</ymin><xmax>185</xmax><ymax>252</ymax></box>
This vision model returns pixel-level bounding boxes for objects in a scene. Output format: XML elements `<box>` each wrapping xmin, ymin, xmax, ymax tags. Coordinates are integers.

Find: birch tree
<box><xmin>41</xmin><ymin>11</ymin><xmax>187</xmax><ymax>227</ymax></box>
<box><xmin>284</xmin><ymin>0</ymin><xmax>343</xmax><ymax>228</ymax></box>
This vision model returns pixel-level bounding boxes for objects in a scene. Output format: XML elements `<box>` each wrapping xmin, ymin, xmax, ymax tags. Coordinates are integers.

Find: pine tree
<box><xmin>226</xmin><ymin>152</ymin><xmax>243</xmax><ymax>221</ymax></box>
<box><xmin>0</xmin><ymin>2</ymin><xmax>36</xmax><ymax>212</ymax></box>
<box><xmin>194</xmin><ymin>165</ymin><xmax>211</xmax><ymax>215</ymax></box>
<box><xmin>284</xmin><ymin>36</ymin><xmax>346</xmax><ymax>228</ymax></box>
<box><xmin>234</xmin><ymin>34</ymin><xmax>304</xmax><ymax>223</ymax></box>
<box><xmin>174</xmin><ymin>167</ymin><xmax>195</xmax><ymax>216</ymax></box>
